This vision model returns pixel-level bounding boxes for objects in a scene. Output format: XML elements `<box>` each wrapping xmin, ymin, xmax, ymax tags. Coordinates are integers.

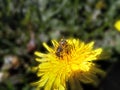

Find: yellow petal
<box><xmin>52</xmin><ymin>40</ymin><xmax>58</xmax><ymax>47</ymax></box>
<box><xmin>34</xmin><ymin>51</ymin><xmax>46</xmax><ymax>57</ymax></box>
<box><xmin>43</xmin><ymin>43</ymin><xmax>53</xmax><ymax>52</ymax></box>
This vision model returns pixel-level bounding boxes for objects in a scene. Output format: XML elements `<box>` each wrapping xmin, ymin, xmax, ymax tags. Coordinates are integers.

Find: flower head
<box><xmin>114</xmin><ymin>20</ymin><xmax>120</xmax><ymax>31</ymax></box>
<box><xmin>32</xmin><ymin>38</ymin><xmax>107</xmax><ymax>90</ymax></box>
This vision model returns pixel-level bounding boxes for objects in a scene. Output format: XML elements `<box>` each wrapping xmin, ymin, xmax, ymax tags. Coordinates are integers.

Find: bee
<box><xmin>55</xmin><ymin>38</ymin><xmax>68</xmax><ymax>57</ymax></box>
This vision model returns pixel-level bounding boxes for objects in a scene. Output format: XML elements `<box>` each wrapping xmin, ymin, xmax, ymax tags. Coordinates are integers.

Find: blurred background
<box><xmin>0</xmin><ymin>0</ymin><xmax>120</xmax><ymax>90</ymax></box>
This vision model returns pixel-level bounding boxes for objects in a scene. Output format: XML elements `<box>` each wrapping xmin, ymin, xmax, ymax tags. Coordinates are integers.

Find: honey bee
<box><xmin>55</xmin><ymin>38</ymin><xmax>68</xmax><ymax>57</ymax></box>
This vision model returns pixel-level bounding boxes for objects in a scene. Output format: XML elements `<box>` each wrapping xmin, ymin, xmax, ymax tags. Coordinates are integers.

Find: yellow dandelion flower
<box><xmin>32</xmin><ymin>38</ymin><xmax>108</xmax><ymax>90</ymax></box>
<box><xmin>114</xmin><ymin>20</ymin><xmax>120</xmax><ymax>31</ymax></box>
